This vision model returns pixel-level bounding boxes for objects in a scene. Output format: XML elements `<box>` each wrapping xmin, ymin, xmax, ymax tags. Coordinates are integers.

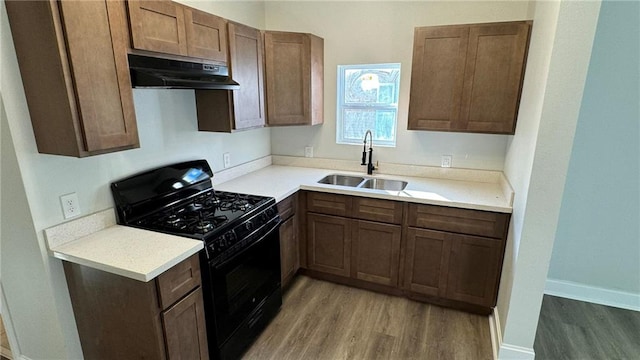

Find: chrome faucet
<box><xmin>361</xmin><ymin>130</ymin><xmax>375</xmax><ymax>175</ymax></box>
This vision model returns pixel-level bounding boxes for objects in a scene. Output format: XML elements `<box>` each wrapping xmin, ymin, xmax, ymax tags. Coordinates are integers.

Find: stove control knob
<box><xmin>245</xmin><ymin>222</ymin><xmax>254</xmax><ymax>231</ymax></box>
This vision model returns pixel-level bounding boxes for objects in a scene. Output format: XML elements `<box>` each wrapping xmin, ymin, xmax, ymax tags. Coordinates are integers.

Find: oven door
<box><xmin>209</xmin><ymin>220</ymin><xmax>281</xmax><ymax>344</ymax></box>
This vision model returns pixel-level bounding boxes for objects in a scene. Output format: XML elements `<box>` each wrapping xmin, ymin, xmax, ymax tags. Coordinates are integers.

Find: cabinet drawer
<box><xmin>353</xmin><ymin>197</ymin><xmax>403</xmax><ymax>224</ymax></box>
<box><xmin>277</xmin><ymin>193</ymin><xmax>297</xmax><ymax>220</ymax></box>
<box><xmin>408</xmin><ymin>204</ymin><xmax>509</xmax><ymax>239</ymax></box>
<box><xmin>157</xmin><ymin>254</ymin><xmax>201</xmax><ymax>309</ymax></box>
<box><xmin>307</xmin><ymin>192</ymin><xmax>351</xmax><ymax>217</ymax></box>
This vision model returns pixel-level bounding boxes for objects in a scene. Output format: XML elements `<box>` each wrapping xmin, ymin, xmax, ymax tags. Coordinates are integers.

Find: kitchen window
<box><xmin>336</xmin><ymin>63</ymin><xmax>401</xmax><ymax>147</ymax></box>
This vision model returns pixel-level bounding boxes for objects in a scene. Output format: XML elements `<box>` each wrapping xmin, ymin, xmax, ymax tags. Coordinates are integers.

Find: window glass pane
<box><xmin>344</xmin><ymin>68</ymin><xmax>400</xmax><ymax>105</ymax></box>
<box><xmin>337</xmin><ymin>63</ymin><xmax>400</xmax><ymax>147</ymax></box>
<box><xmin>375</xmin><ymin>110</ymin><xmax>396</xmax><ymax>141</ymax></box>
<box><xmin>342</xmin><ymin>109</ymin><xmax>397</xmax><ymax>142</ymax></box>
<box><xmin>342</xmin><ymin>109</ymin><xmax>375</xmax><ymax>141</ymax></box>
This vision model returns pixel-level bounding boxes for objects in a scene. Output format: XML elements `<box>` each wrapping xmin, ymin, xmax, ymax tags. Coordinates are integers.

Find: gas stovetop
<box><xmin>133</xmin><ymin>190</ymin><xmax>272</xmax><ymax>239</ymax></box>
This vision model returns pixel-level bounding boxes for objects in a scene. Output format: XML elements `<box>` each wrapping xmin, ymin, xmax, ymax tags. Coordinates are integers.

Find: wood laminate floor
<box><xmin>243</xmin><ymin>276</ymin><xmax>493</xmax><ymax>360</ymax></box>
<box><xmin>0</xmin><ymin>314</ymin><xmax>12</xmax><ymax>360</ymax></box>
<box><xmin>534</xmin><ymin>295</ymin><xmax>640</xmax><ymax>360</ymax></box>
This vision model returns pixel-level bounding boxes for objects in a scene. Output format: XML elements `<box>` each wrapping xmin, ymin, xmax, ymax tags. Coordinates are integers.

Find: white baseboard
<box><xmin>490</xmin><ymin>308</ymin><xmax>536</xmax><ymax>360</ymax></box>
<box><xmin>1</xmin><ymin>283</ymin><xmax>20</xmax><ymax>360</ymax></box>
<box><xmin>545</xmin><ymin>278</ymin><xmax>640</xmax><ymax>311</ymax></box>
<box><xmin>498</xmin><ymin>344</ymin><xmax>536</xmax><ymax>360</ymax></box>
<box><xmin>489</xmin><ymin>309</ymin><xmax>502</xmax><ymax>360</ymax></box>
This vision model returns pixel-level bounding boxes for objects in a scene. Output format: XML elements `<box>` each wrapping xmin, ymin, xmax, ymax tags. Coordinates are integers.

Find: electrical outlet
<box><xmin>60</xmin><ymin>193</ymin><xmax>81</xmax><ymax>219</ymax></box>
<box><xmin>223</xmin><ymin>153</ymin><xmax>231</xmax><ymax>168</ymax></box>
<box><xmin>441</xmin><ymin>155</ymin><xmax>452</xmax><ymax>168</ymax></box>
<box><xmin>304</xmin><ymin>146</ymin><xmax>314</xmax><ymax>158</ymax></box>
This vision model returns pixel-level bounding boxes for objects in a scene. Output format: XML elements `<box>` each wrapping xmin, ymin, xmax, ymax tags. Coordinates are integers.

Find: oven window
<box><xmin>225</xmin><ymin>253</ymin><xmax>275</xmax><ymax>314</ymax></box>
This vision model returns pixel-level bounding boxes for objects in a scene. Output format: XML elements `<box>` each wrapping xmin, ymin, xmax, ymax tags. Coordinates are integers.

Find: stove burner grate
<box><xmin>134</xmin><ymin>190</ymin><xmax>268</xmax><ymax>237</ymax></box>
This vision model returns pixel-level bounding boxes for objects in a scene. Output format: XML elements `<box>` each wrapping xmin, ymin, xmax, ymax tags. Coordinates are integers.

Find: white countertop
<box><xmin>45</xmin><ymin>209</ymin><xmax>203</xmax><ymax>282</ymax></box>
<box><xmin>44</xmin><ymin>160</ymin><xmax>512</xmax><ymax>283</ymax></box>
<box><xmin>215</xmin><ymin>164</ymin><xmax>513</xmax><ymax>213</ymax></box>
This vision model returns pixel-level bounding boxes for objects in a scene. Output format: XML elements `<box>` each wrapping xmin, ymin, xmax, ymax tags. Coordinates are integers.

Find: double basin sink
<box><xmin>318</xmin><ymin>174</ymin><xmax>408</xmax><ymax>191</ymax></box>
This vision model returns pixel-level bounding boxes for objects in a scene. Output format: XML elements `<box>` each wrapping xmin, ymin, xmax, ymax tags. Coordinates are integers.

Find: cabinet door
<box><xmin>228</xmin><ymin>22</ymin><xmax>266</xmax><ymax>129</ymax></box>
<box><xmin>61</xmin><ymin>0</ymin><xmax>139</xmax><ymax>153</ymax></box>
<box><xmin>264</xmin><ymin>32</ymin><xmax>323</xmax><ymax>126</ymax></box>
<box><xmin>127</xmin><ymin>0</ymin><xmax>188</xmax><ymax>56</ymax></box>
<box><xmin>184</xmin><ymin>7</ymin><xmax>227</xmax><ymax>62</ymax></box>
<box><xmin>307</xmin><ymin>213</ymin><xmax>351</xmax><ymax>277</ymax></box>
<box><xmin>265</xmin><ymin>32</ymin><xmax>310</xmax><ymax>125</ymax></box>
<box><xmin>280</xmin><ymin>215</ymin><xmax>299</xmax><ymax>288</ymax></box>
<box><xmin>352</xmin><ymin>220</ymin><xmax>401</xmax><ymax>287</ymax></box>
<box><xmin>6</xmin><ymin>0</ymin><xmax>139</xmax><ymax>156</ymax></box>
<box><xmin>408</xmin><ymin>25</ymin><xmax>468</xmax><ymax>131</ymax></box>
<box><xmin>459</xmin><ymin>22</ymin><xmax>530</xmax><ymax>133</ymax></box>
<box><xmin>446</xmin><ymin>234</ymin><xmax>504</xmax><ymax>307</ymax></box>
<box><xmin>403</xmin><ymin>228</ymin><xmax>451</xmax><ymax>297</ymax></box>
<box><xmin>162</xmin><ymin>287</ymin><xmax>209</xmax><ymax>360</ymax></box>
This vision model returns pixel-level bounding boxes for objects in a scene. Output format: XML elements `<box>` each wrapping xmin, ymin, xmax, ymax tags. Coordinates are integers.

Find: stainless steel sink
<box><xmin>317</xmin><ymin>174</ymin><xmax>365</xmax><ymax>187</ymax></box>
<box><xmin>359</xmin><ymin>178</ymin><xmax>408</xmax><ymax>191</ymax></box>
<box><xmin>317</xmin><ymin>174</ymin><xmax>408</xmax><ymax>191</ymax></box>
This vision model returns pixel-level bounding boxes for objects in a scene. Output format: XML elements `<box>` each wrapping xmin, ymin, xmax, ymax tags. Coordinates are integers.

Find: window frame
<box><xmin>336</xmin><ymin>63</ymin><xmax>401</xmax><ymax>147</ymax></box>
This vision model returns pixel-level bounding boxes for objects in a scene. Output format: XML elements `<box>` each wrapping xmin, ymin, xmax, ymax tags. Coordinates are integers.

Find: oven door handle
<box><xmin>214</xmin><ymin>218</ymin><xmax>281</xmax><ymax>270</ymax></box>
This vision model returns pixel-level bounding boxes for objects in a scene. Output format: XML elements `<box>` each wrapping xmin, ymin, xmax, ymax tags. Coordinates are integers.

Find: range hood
<box><xmin>128</xmin><ymin>54</ymin><xmax>240</xmax><ymax>90</ymax></box>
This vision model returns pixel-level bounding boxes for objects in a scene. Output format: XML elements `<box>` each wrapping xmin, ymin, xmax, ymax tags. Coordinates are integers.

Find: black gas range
<box><xmin>111</xmin><ymin>160</ymin><xmax>282</xmax><ymax>360</ymax></box>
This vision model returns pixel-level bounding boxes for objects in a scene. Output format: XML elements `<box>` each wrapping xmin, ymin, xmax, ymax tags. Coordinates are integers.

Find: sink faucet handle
<box><xmin>361</xmin><ymin>143</ymin><xmax>367</xmax><ymax>165</ymax></box>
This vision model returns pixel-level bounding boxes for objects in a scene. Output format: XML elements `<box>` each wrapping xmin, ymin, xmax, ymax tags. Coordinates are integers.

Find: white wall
<box><xmin>265</xmin><ymin>1</ymin><xmax>531</xmax><ymax>171</ymax></box>
<box><xmin>546</xmin><ymin>0</ymin><xmax>640</xmax><ymax>308</ymax></box>
<box><xmin>0</xmin><ymin>1</ymin><xmax>269</xmax><ymax>358</ymax></box>
<box><xmin>2</xmin><ymin>98</ymin><xmax>71</xmax><ymax>359</ymax></box>
<box><xmin>497</xmin><ymin>1</ymin><xmax>601</xmax><ymax>358</ymax></box>
<box><xmin>496</xmin><ymin>0</ymin><xmax>561</xmax><ymax>339</ymax></box>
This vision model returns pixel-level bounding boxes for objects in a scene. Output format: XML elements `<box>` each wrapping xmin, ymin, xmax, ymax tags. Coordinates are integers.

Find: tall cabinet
<box><xmin>5</xmin><ymin>0</ymin><xmax>139</xmax><ymax>157</ymax></box>
<box><xmin>408</xmin><ymin>21</ymin><xmax>531</xmax><ymax>134</ymax></box>
<box><xmin>264</xmin><ymin>31</ymin><xmax>324</xmax><ymax>126</ymax></box>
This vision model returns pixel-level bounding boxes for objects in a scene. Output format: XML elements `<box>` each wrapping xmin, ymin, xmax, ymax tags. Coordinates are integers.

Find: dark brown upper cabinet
<box><xmin>264</xmin><ymin>31</ymin><xmax>324</xmax><ymax>126</ymax></box>
<box><xmin>127</xmin><ymin>0</ymin><xmax>228</xmax><ymax>63</ymax></box>
<box><xmin>184</xmin><ymin>7</ymin><xmax>227</xmax><ymax>63</ymax></box>
<box><xmin>408</xmin><ymin>21</ymin><xmax>531</xmax><ymax>134</ymax></box>
<box><xmin>6</xmin><ymin>0</ymin><xmax>139</xmax><ymax>157</ymax></box>
<box><xmin>196</xmin><ymin>22</ymin><xmax>266</xmax><ymax>132</ymax></box>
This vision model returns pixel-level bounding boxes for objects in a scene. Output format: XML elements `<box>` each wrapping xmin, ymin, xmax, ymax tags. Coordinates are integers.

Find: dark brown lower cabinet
<box><xmin>63</xmin><ymin>254</ymin><xmax>208</xmax><ymax>359</ymax></box>
<box><xmin>163</xmin><ymin>287</ymin><xmax>209</xmax><ymax>359</ymax></box>
<box><xmin>352</xmin><ymin>220</ymin><xmax>401</xmax><ymax>287</ymax></box>
<box><xmin>302</xmin><ymin>191</ymin><xmax>510</xmax><ymax>314</ymax></box>
<box><xmin>278</xmin><ymin>193</ymin><xmax>300</xmax><ymax>289</ymax></box>
<box><xmin>404</xmin><ymin>228</ymin><xmax>504</xmax><ymax>308</ymax></box>
<box><xmin>280</xmin><ymin>214</ymin><xmax>299</xmax><ymax>288</ymax></box>
<box><xmin>403</xmin><ymin>227</ymin><xmax>451</xmax><ymax>297</ymax></box>
<box><xmin>306</xmin><ymin>213</ymin><xmax>351</xmax><ymax>277</ymax></box>
<box><xmin>446</xmin><ymin>233</ymin><xmax>504</xmax><ymax>307</ymax></box>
